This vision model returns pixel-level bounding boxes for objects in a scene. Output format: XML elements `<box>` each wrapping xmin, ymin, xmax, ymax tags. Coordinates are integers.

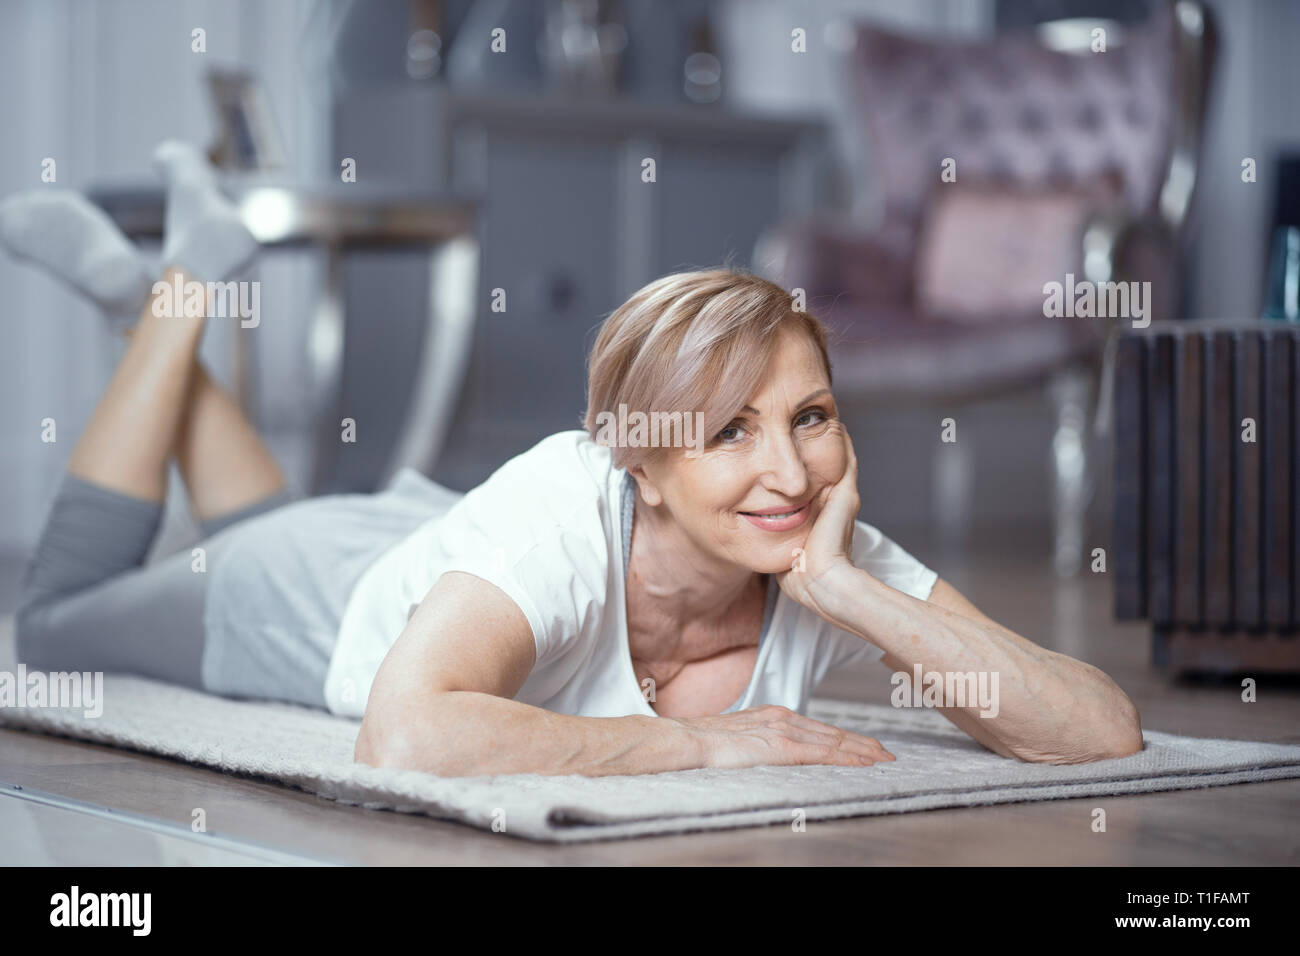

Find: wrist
<box><xmin>805</xmin><ymin>563</ymin><xmax>875</xmax><ymax>636</ymax></box>
<box><xmin>651</xmin><ymin>714</ymin><xmax>713</xmax><ymax>771</ymax></box>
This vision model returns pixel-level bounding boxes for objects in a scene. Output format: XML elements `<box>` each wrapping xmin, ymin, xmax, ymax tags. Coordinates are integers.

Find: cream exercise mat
<box><xmin>3</xmin><ymin>663</ymin><xmax>1299</xmax><ymax>843</ymax></box>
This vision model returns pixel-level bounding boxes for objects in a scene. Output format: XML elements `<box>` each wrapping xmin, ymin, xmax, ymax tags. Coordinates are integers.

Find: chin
<box><xmin>739</xmin><ymin>532</ymin><xmax>811</xmax><ymax>575</ymax></box>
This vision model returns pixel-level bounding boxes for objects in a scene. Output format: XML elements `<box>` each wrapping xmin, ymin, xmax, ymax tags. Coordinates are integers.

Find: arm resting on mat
<box><xmin>778</xmin><ymin>427</ymin><xmax>1144</xmax><ymax>766</ymax></box>
<box><xmin>353</xmin><ymin>571</ymin><xmax>700</xmax><ymax>777</ymax></box>
<box><xmin>353</xmin><ymin>571</ymin><xmax>895</xmax><ymax>777</ymax></box>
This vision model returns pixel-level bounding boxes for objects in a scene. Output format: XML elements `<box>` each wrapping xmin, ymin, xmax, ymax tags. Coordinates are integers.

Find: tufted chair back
<box><xmin>848</xmin><ymin>4</ymin><xmax>1181</xmax><ymax>230</ymax></box>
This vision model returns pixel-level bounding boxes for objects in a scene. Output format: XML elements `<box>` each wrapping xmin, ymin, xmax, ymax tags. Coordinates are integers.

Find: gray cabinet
<box><xmin>473</xmin><ymin>134</ymin><xmax>619</xmax><ymax>432</ymax></box>
<box><xmin>334</xmin><ymin>86</ymin><xmax>828</xmax><ymax>489</ymax></box>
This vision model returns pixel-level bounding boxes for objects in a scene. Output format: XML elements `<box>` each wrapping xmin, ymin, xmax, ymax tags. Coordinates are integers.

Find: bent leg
<box><xmin>176</xmin><ymin>362</ymin><xmax>289</xmax><ymax>525</ymax></box>
<box><xmin>197</xmin><ymin>483</ymin><xmax>296</xmax><ymax>538</ymax></box>
<box><xmin>17</xmin><ymin>474</ymin><xmax>208</xmax><ymax>687</ymax></box>
<box><xmin>67</xmin><ymin>266</ymin><xmax>206</xmax><ymax>503</ymax></box>
<box><xmin>17</xmin><ymin>548</ymin><xmax>208</xmax><ymax>689</ymax></box>
<box><xmin>21</xmin><ymin>474</ymin><xmax>163</xmax><ymax>611</ymax></box>
<box><xmin>16</xmin><ymin>470</ymin><xmax>296</xmax><ymax>689</ymax></box>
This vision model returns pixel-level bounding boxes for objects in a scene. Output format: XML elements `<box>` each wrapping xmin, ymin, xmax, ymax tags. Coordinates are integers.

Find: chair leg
<box><xmin>933</xmin><ymin>423</ymin><xmax>974</xmax><ymax>564</ymax></box>
<box><xmin>1047</xmin><ymin>364</ymin><xmax>1095</xmax><ymax>577</ymax></box>
<box><xmin>380</xmin><ymin>235</ymin><xmax>480</xmax><ymax>485</ymax></box>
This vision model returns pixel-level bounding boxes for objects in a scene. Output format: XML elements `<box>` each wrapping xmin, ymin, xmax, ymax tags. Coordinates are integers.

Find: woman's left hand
<box><xmin>775</xmin><ymin>425</ymin><xmax>867</xmax><ymax>620</ymax></box>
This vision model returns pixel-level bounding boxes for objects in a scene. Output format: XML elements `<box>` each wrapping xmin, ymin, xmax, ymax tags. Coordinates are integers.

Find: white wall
<box><xmin>0</xmin><ymin>0</ymin><xmax>335</xmax><ymax>551</ymax></box>
<box><xmin>1192</xmin><ymin>0</ymin><xmax>1300</xmax><ymax>320</ymax></box>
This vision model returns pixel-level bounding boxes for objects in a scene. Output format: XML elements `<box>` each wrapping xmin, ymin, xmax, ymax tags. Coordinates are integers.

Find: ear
<box><xmin>628</xmin><ymin>463</ymin><xmax>664</xmax><ymax>507</ymax></box>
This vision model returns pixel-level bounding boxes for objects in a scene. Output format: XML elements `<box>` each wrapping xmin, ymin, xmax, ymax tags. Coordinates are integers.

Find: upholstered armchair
<box><xmin>755</xmin><ymin>0</ymin><xmax>1218</xmax><ymax>575</ymax></box>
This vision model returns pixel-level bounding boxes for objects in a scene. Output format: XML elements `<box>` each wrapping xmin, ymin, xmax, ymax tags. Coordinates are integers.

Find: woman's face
<box><xmin>634</xmin><ymin>323</ymin><xmax>848</xmax><ymax>576</ymax></box>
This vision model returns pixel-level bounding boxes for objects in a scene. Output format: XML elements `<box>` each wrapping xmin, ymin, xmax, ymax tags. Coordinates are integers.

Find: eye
<box><xmin>714</xmin><ymin>422</ymin><xmax>744</xmax><ymax>444</ymax></box>
<box><xmin>795</xmin><ymin>406</ymin><xmax>829</xmax><ymax>427</ymax></box>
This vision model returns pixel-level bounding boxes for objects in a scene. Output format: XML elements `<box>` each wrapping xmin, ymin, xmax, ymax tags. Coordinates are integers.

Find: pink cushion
<box><xmin>913</xmin><ymin>177</ymin><xmax>1122</xmax><ymax>322</ymax></box>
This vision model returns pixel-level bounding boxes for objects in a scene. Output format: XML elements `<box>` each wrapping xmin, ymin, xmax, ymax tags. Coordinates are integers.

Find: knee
<box><xmin>14</xmin><ymin>599</ymin><xmax>57</xmax><ymax>670</ymax></box>
<box><xmin>14</xmin><ymin>555</ymin><xmax>80</xmax><ymax>670</ymax></box>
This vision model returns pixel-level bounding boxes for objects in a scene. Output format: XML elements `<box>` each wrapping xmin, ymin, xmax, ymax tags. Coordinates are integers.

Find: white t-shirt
<box><xmin>323</xmin><ymin>430</ymin><xmax>938</xmax><ymax>719</ymax></box>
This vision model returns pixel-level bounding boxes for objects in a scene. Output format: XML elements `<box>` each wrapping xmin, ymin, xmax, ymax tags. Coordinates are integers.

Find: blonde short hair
<box><xmin>582</xmin><ymin>267</ymin><xmax>833</xmax><ymax>470</ymax></box>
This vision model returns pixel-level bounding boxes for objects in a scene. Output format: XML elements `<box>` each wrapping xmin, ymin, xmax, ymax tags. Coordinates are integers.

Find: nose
<box><xmin>755</xmin><ymin>429</ymin><xmax>810</xmax><ymax>500</ymax></box>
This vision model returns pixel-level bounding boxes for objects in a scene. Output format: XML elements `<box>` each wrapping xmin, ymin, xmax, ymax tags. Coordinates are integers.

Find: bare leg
<box><xmin>67</xmin><ymin>265</ymin><xmax>287</xmax><ymax>521</ymax></box>
<box><xmin>67</xmin><ymin>267</ymin><xmax>206</xmax><ymax>502</ymax></box>
<box><xmin>174</xmin><ymin>362</ymin><xmax>286</xmax><ymax>522</ymax></box>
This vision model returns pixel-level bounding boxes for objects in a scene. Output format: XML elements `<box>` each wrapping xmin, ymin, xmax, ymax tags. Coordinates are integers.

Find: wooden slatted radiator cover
<box><xmin>1113</xmin><ymin>319</ymin><xmax>1300</xmax><ymax>673</ymax></box>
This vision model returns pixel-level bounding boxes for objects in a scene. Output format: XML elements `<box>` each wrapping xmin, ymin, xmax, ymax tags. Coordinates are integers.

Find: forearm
<box><xmin>355</xmin><ymin>690</ymin><xmax>706</xmax><ymax>777</ymax></box>
<box><xmin>808</xmin><ymin>567</ymin><xmax>1142</xmax><ymax>762</ymax></box>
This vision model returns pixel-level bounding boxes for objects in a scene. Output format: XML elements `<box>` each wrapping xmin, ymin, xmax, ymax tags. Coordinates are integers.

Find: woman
<box><xmin>4</xmin><ymin>146</ymin><xmax>1143</xmax><ymax>778</ymax></box>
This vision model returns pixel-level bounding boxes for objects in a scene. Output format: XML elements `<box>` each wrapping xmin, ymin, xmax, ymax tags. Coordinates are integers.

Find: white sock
<box><xmin>0</xmin><ymin>190</ymin><xmax>152</xmax><ymax>323</ymax></box>
<box><xmin>152</xmin><ymin>140</ymin><xmax>257</xmax><ymax>281</ymax></box>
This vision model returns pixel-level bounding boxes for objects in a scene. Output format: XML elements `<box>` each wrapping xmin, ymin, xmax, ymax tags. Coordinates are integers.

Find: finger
<box><xmin>778</xmin><ymin>725</ymin><xmax>876</xmax><ymax>756</ymax></box>
<box><xmin>815</xmin><ymin>734</ymin><xmax>892</xmax><ymax>762</ymax></box>
<box><xmin>782</xmin><ymin>716</ymin><xmax>895</xmax><ymax>760</ymax></box>
<box><xmin>823</xmin><ymin>441</ymin><xmax>861</xmax><ymax>524</ymax></box>
<box><xmin>758</xmin><ymin>709</ymin><xmax>881</xmax><ymax>750</ymax></box>
<box><xmin>825</xmin><ymin>727</ymin><xmax>894</xmax><ymax>761</ymax></box>
<box><xmin>793</xmin><ymin>741</ymin><xmax>881</xmax><ymax>767</ymax></box>
<box><xmin>843</xmin><ymin>426</ymin><xmax>858</xmax><ymax>475</ymax></box>
<box><xmin>835</xmin><ymin>430</ymin><xmax>858</xmax><ymax>490</ymax></box>
<box><xmin>780</xmin><ymin>727</ymin><xmax>844</xmax><ymax>749</ymax></box>
<box><xmin>833</xmin><ymin>737</ymin><xmax>896</xmax><ymax>761</ymax></box>
<box><xmin>786</xmin><ymin>714</ymin><xmax>885</xmax><ymax>747</ymax></box>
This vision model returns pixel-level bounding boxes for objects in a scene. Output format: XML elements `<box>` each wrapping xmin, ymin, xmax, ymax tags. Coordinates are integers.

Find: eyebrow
<box><xmin>740</xmin><ymin>388</ymin><xmax>833</xmax><ymax>416</ymax></box>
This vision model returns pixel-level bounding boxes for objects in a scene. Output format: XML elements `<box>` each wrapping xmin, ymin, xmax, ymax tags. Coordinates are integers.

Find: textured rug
<box><xmin>3</xmin><ymin>653</ymin><xmax>1300</xmax><ymax>842</ymax></box>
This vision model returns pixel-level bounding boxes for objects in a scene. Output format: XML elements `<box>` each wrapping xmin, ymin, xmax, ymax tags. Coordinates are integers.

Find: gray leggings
<box><xmin>15</xmin><ymin>473</ymin><xmax>294</xmax><ymax>694</ymax></box>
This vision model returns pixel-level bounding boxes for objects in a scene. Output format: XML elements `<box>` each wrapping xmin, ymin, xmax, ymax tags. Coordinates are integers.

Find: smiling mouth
<box><xmin>740</xmin><ymin>500</ymin><xmax>810</xmax><ymax>516</ymax></box>
<box><xmin>738</xmin><ymin>502</ymin><xmax>812</xmax><ymax>531</ymax></box>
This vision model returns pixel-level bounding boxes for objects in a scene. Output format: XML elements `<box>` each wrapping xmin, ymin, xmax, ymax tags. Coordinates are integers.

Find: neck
<box><xmin>627</xmin><ymin>490</ymin><xmax>762</xmax><ymax>626</ymax></box>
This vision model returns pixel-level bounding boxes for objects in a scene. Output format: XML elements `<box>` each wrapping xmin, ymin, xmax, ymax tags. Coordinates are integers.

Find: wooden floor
<box><xmin>1</xmin><ymin>529</ymin><xmax>1298</xmax><ymax>866</ymax></box>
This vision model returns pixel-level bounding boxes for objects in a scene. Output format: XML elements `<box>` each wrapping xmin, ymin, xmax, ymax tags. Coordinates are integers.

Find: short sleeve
<box><xmin>440</xmin><ymin>524</ymin><xmax>609</xmax><ymax>668</ymax></box>
<box><xmin>323</xmin><ymin>432</ymin><xmax>616</xmax><ymax>718</ymax></box>
<box><xmin>416</xmin><ymin>432</ymin><xmax>614</xmax><ymax>669</ymax></box>
<box><xmin>820</xmin><ymin>520</ymin><xmax>939</xmax><ymax>673</ymax></box>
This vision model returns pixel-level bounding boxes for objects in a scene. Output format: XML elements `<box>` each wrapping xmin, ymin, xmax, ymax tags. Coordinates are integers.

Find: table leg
<box><xmin>308</xmin><ymin>243</ymin><xmax>346</xmax><ymax>493</ymax></box>
<box><xmin>380</xmin><ymin>235</ymin><xmax>480</xmax><ymax>484</ymax></box>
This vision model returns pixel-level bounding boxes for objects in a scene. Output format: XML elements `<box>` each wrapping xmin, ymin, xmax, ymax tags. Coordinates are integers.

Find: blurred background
<box><xmin>0</xmin><ymin>0</ymin><xmax>1297</xmax><ymax>593</ymax></box>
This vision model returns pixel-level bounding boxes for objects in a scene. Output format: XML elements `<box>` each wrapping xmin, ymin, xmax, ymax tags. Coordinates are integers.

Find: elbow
<box><xmin>1052</xmin><ymin>668</ymin><xmax>1146</xmax><ymax>763</ymax></box>
<box><xmin>1081</xmin><ymin>687</ymin><xmax>1144</xmax><ymax>761</ymax></box>
<box><xmin>354</xmin><ymin>695</ymin><xmax>474</xmax><ymax>775</ymax></box>
<box><xmin>1096</xmin><ymin>699</ymin><xmax>1145</xmax><ymax>760</ymax></box>
<box><xmin>354</xmin><ymin>719</ymin><xmax>422</xmax><ymax>771</ymax></box>
<box><xmin>352</xmin><ymin>727</ymin><xmax>385</xmax><ymax>768</ymax></box>
<box><xmin>1008</xmin><ymin>700</ymin><xmax>1144</xmax><ymax>764</ymax></box>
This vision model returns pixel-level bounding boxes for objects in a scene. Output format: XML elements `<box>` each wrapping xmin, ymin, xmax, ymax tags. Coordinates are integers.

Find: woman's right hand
<box><xmin>669</xmin><ymin>705</ymin><xmax>897</xmax><ymax>770</ymax></box>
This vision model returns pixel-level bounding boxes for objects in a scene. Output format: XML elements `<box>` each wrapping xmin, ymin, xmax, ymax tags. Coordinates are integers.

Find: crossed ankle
<box><xmin>146</xmin><ymin>270</ymin><xmax>262</xmax><ymax>328</ymax></box>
